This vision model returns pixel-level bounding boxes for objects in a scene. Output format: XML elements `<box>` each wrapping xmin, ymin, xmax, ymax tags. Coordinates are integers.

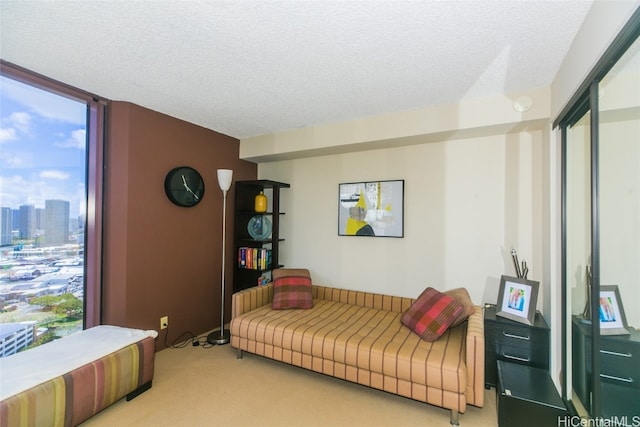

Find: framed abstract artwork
<box><xmin>496</xmin><ymin>275</ymin><xmax>539</xmax><ymax>326</ymax></box>
<box><xmin>338</xmin><ymin>180</ymin><xmax>404</xmax><ymax>237</ymax></box>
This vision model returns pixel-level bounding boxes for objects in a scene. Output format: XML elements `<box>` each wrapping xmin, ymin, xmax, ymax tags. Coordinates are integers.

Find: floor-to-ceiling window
<box><xmin>0</xmin><ymin>61</ymin><xmax>105</xmax><ymax>356</ymax></box>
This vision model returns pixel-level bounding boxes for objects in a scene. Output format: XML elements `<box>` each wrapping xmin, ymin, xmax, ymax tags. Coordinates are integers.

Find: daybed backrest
<box><xmin>312</xmin><ymin>285</ymin><xmax>414</xmax><ymax>314</ymax></box>
<box><xmin>231</xmin><ymin>284</ymin><xmax>415</xmax><ymax>318</ymax></box>
<box><xmin>232</xmin><ymin>283</ymin><xmax>274</xmax><ymax>318</ymax></box>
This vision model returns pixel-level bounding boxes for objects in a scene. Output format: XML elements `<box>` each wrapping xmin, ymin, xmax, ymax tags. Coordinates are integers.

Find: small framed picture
<box><xmin>598</xmin><ymin>285</ymin><xmax>630</xmax><ymax>335</ymax></box>
<box><xmin>496</xmin><ymin>275</ymin><xmax>539</xmax><ymax>326</ymax></box>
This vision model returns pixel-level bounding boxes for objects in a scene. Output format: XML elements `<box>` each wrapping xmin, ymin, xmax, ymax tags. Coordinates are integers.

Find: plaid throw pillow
<box><xmin>443</xmin><ymin>287</ymin><xmax>475</xmax><ymax>327</ymax></box>
<box><xmin>401</xmin><ymin>287</ymin><xmax>464</xmax><ymax>341</ymax></box>
<box><xmin>272</xmin><ymin>268</ymin><xmax>313</xmax><ymax>310</ymax></box>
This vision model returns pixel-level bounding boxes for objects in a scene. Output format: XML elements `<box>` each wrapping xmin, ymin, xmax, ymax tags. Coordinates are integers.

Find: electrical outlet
<box><xmin>160</xmin><ymin>316</ymin><xmax>168</xmax><ymax>330</ymax></box>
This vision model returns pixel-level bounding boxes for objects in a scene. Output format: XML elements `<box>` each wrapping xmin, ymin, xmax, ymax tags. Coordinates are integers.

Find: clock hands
<box><xmin>181</xmin><ymin>174</ymin><xmax>200</xmax><ymax>200</ymax></box>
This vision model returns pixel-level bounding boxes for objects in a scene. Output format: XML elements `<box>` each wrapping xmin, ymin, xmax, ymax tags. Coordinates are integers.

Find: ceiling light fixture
<box><xmin>513</xmin><ymin>96</ymin><xmax>533</xmax><ymax>113</ymax></box>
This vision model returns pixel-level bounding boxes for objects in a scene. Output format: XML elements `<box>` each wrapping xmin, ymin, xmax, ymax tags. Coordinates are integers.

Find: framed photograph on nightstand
<box><xmin>496</xmin><ymin>275</ymin><xmax>539</xmax><ymax>326</ymax></box>
<box><xmin>598</xmin><ymin>285</ymin><xmax>630</xmax><ymax>335</ymax></box>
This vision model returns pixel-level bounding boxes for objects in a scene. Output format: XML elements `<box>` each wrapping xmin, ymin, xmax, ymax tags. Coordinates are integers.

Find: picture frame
<box><xmin>496</xmin><ymin>275</ymin><xmax>539</xmax><ymax>326</ymax></box>
<box><xmin>598</xmin><ymin>285</ymin><xmax>630</xmax><ymax>335</ymax></box>
<box><xmin>338</xmin><ymin>180</ymin><xmax>404</xmax><ymax>238</ymax></box>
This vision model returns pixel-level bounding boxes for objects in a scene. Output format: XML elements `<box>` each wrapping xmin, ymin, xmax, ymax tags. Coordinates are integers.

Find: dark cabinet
<box><xmin>233</xmin><ymin>180</ymin><xmax>290</xmax><ymax>292</ymax></box>
<box><xmin>572</xmin><ymin>317</ymin><xmax>640</xmax><ymax>420</ymax></box>
<box><xmin>484</xmin><ymin>305</ymin><xmax>550</xmax><ymax>389</ymax></box>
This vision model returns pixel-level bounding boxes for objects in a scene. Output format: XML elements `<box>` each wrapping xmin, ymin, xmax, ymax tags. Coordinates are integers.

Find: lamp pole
<box><xmin>207</xmin><ymin>169</ymin><xmax>233</xmax><ymax>345</ymax></box>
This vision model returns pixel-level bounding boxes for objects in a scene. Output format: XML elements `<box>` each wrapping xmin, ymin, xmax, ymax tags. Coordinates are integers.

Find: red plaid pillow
<box><xmin>272</xmin><ymin>268</ymin><xmax>313</xmax><ymax>310</ymax></box>
<box><xmin>401</xmin><ymin>287</ymin><xmax>463</xmax><ymax>341</ymax></box>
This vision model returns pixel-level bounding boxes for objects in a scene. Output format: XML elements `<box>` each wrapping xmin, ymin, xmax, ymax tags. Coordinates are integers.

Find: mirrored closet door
<box><xmin>559</xmin><ymin>12</ymin><xmax>639</xmax><ymax>422</ymax></box>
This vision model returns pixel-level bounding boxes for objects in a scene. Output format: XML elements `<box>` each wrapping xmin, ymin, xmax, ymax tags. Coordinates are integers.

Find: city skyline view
<box><xmin>0</xmin><ymin>75</ymin><xmax>87</xmax><ymax>218</ymax></box>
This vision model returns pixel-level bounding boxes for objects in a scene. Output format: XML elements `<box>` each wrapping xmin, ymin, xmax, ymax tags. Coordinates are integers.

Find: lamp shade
<box><xmin>217</xmin><ymin>169</ymin><xmax>233</xmax><ymax>191</ymax></box>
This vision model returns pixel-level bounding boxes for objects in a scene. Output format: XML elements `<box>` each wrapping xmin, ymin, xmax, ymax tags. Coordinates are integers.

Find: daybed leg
<box><xmin>237</xmin><ymin>349</ymin><xmax>243</xmax><ymax>359</ymax></box>
<box><xmin>449</xmin><ymin>410</ymin><xmax>459</xmax><ymax>426</ymax></box>
<box><xmin>126</xmin><ymin>380</ymin><xmax>152</xmax><ymax>401</ymax></box>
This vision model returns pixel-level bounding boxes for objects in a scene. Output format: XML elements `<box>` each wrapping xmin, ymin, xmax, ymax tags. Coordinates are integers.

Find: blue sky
<box><xmin>0</xmin><ymin>75</ymin><xmax>87</xmax><ymax>218</ymax></box>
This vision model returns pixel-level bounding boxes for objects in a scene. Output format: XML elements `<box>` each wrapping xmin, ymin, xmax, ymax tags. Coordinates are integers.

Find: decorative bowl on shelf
<box><xmin>247</xmin><ymin>215</ymin><xmax>272</xmax><ymax>240</ymax></box>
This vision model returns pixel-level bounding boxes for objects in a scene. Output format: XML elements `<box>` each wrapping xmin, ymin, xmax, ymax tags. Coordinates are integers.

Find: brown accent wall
<box><xmin>103</xmin><ymin>102</ymin><xmax>256</xmax><ymax>350</ymax></box>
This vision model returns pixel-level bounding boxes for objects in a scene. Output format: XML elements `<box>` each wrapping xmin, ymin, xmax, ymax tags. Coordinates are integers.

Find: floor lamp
<box><xmin>207</xmin><ymin>169</ymin><xmax>233</xmax><ymax>345</ymax></box>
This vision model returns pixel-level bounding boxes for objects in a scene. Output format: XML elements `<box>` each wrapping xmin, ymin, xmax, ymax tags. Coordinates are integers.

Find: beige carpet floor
<box><xmin>81</xmin><ymin>336</ymin><xmax>498</xmax><ymax>427</ymax></box>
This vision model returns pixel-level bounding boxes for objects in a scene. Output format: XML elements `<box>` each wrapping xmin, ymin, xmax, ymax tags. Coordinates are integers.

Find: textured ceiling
<box><xmin>0</xmin><ymin>1</ymin><xmax>594</xmax><ymax>140</ymax></box>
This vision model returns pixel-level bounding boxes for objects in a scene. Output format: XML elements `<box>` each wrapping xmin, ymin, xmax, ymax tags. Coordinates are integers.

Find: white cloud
<box><xmin>0</xmin><ymin>112</ymin><xmax>32</xmax><ymax>144</ymax></box>
<box><xmin>40</xmin><ymin>170</ymin><xmax>70</xmax><ymax>180</ymax></box>
<box><xmin>0</xmin><ymin>175</ymin><xmax>75</xmax><ymax>212</ymax></box>
<box><xmin>54</xmin><ymin>129</ymin><xmax>86</xmax><ymax>149</ymax></box>
<box><xmin>0</xmin><ymin>151</ymin><xmax>28</xmax><ymax>168</ymax></box>
<box><xmin>0</xmin><ymin>175</ymin><xmax>27</xmax><ymax>208</ymax></box>
<box><xmin>0</xmin><ymin>127</ymin><xmax>17</xmax><ymax>143</ymax></box>
<box><xmin>0</xmin><ymin>174</ymin><xmax>84</xmax><ymax>216</ymax></box>
<box><xmin>1</xmin><ymin>76</ymin><xmax>86</xmax><ymax>125</ymax></box>
<box><xmin>9</xmin><ymin>112</ymin><xmax>32</xmax><ymax>133</ymax></box>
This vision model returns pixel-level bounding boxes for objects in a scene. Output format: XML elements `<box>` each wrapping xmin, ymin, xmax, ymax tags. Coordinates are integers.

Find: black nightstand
<box><xmin>484</xmin><ymin>304</ymin><xmax>550</xmax><ymax>388</ymax></box>
<box><xmin>497</xmin><ymin>361</ymin><xmax>567</xmax><ymax>427</ymax></box>
<box><xmin>572</xmin><ymin>316</ymin><xmax>640</xmax><ymax>420</ymax></box>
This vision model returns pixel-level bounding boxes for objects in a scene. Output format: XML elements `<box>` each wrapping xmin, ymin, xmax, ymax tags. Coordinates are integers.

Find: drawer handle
<box><xmin>600</xmin><ymin>349</ymin><xmax>632</xmax><ymax>358</ymax></box>
<box><xmin>503</xmin><ymin>353</ymin><xmax>530</xmax><ymax>363</ymax></box>
<box><xmin>600</xmin><ymin>373</ymin><xmax>633</xmax><ymax>383</ymax></box>
<box><xmin>502</xmin><ymin>332</ymin><xmax>530</xmax><ymax>341</ymax></box>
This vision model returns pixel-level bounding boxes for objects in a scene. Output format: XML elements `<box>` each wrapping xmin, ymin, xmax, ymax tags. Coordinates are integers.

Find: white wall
<box><xmin>259</xmin><ymin>129</ymin><xmax>545</xmax><ymax>308</ymax></box>
<box><xmin>248</xmin><ymin>0</ymin><xmax>638</xmax><ymax>397</ymax></box>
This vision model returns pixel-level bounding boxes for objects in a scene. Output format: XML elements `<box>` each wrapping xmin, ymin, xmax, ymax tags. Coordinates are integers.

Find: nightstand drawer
<box><xmin>572</xmin><ymin>317</ymin><xmax>640</xmax><ymax>417</ymax></box>
<box><xmin>484</xmin><ymin>305</ymin><xmax>550</xmax><ymax>388</ymax></box>
<box><xmin>488</xmin><ymin>326</ymin><xmax>537</xmax><ymax>345</ymax></box>
<box><xmin>488</xmin><ymin>341</ymin><xmax>549</xmax><ymax>366</ymax></box>
<box><xmin>487</xmin><ymin>326</ymin><xmax>548</xmax><ymax>354</ymax></box>
<box><xmin>582</xmin><ymin>336</ymin><xmax>640</xmax><ymax>387</ymax></box>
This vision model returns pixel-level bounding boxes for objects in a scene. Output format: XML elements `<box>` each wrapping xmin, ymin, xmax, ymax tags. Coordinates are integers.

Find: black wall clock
<box><xmin>164</xmin><ymin>166</ymin><xmax>205</xmax><ymax>207</ymax></box>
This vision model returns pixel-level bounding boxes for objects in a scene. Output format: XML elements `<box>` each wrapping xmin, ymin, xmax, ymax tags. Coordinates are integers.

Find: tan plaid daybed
<box><xmin>230</xmin><ymin>284</ymin><xmax>484</xmax><ymax>426</ymax></box>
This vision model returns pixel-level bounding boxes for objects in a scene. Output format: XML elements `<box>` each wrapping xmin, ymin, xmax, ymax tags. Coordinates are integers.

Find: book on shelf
<box><xmin>238</xmin><ymin>247</ymin><xmax>272</xmax><ymax>270</ymax></box>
